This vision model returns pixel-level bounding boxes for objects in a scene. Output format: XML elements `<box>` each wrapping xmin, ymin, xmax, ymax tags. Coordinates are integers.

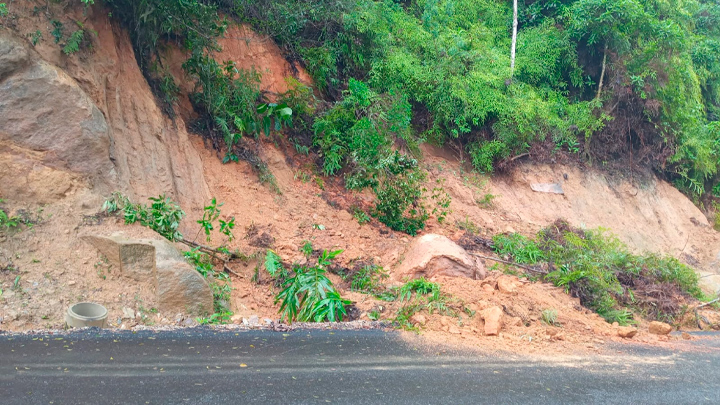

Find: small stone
<box><xmin>482</xmin><ymin>284</ymin><xmax>495</xmax><ymax>293</ymax></box>
<box><xmin>231</xmin><ymin>314</ymin><xmax>243</xmax><ymax>323</ymax></box>
<box><xmin>263</xmin><ymin>318</ymin><xmax>273</xmax><ymax>325</ymax></box>
<box><xmin>248</xmin><ymin>315</ymin><xmax>260</xmax><ymax>326</ymax></box>
<box><xmin>410</xmin><ymin>314</ymin><xmax>428</xmax><ymax>326</ymax></box>
<box><xmin>617</xmin><ymin>326</ymin><xmax>637</xmax><ymax>339</ymax></box>
<box><xmin>68</xmin><ymin>281</ymin><xmax>76</xmax><ymax>286</ymax></box>
<box><xmin>448</xmin><ymin>325</ymin><xmax>461</xmax><ymax>334</ymax></box>
<box><xmin>497</xmin><ymin>275</ymin><xmax>520</xmax><ymax>294</ymax></box>
<box><xmin>183</xmin><ymin>318</ymin><xmax>198</xmax><ymax>327</ymax></box>
<box><xmin>648</xmin><ymin>321</ymin><xmax>673</xmax><ymax>335</ymax></box>
<box><xmin>481</xmin><ymin>306</ymin><xmax>504</xmax><ymax>336</ymax></box>
<box><xmin>121</xmin><ymin>307</ymin><xmax>135</xmax><ymax>320</ymax></box>
<box><xmin>681</xmin><ymin>332</ymin><xmax>692</xmax><ymax>340</ymax></box>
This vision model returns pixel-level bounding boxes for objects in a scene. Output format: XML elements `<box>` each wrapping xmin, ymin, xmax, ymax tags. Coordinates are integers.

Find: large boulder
<box><xmin>156</xmin><ymin>260</ymin><xmax>214</xmax><ymax>316</ymax></box>
<box><xmin>0</xmin><ymin>31</ymin><xmax>114</xmax><ymax>196</ymax></box>
<box><xmin>81</xmin><ymin>235</ymin><xmax>156</xmax><ymax>282</ymax></box>
<box><xmin>82</xmin><ymin>233</ymin><xmax>213</xmax><ymax>316</ymax></box>
<box><xmin>395</xmin><ymin>234</ymin><xmax>486</xmax><ymax>280</ymax></box>
<box><xmin>0</xmin><ymin>32</ymin><xmax>30</xmax><ymax>80</ymax></box>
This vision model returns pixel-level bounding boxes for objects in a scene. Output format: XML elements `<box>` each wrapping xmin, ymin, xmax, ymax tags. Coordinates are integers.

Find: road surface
<box><xmin>1</xmin><ymin>328</ymin><xmax>719</xmax><ymax>404</ymax></box>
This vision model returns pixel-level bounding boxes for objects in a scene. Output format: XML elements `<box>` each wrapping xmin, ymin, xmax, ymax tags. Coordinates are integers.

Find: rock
<box><xmin>617</xmin><ymin>326</ymin><xmax>637</xmax><ymax>339</ymax></box>
<box><xmin>156</xmin><ymin>260</ymin><xmax>214</xmax><ymax>316</ymax></box>
<box><xmin>82</xmin><ymin>235</ymin><xmax>156</xmax><ymax>282</ymax></box>
<box><xmin>0</xmin><ymin>34</ymin><xmax>114</xmax><ymax>198</ymax></box>
<box><xmin>0</xmin><ymin>31</ymin><xmax>30</xmax><ymax>81</ymax></box>
<box><xmin>395</xmin><ymin>234</ymin><xmax>486</xmax><ymax>280</ymax></box>
<box><xmin>496</xmin><ymin>275</ymin><xmax>520</xmax><ymax>294</ymax></box>
<box><xmin>121</xmin><ymin>307</ymin><xmax>135</xmax><ymax>320</ymax></box>
<box><xmin>481</xmin><ymin>306</ymin><xmax>504</xmax><ymax>336</ymax></box>
<box><xmin>681</xmin><ymin>332</ymin><xmax>692</xmax><ymax>340</ymax></box>
<box><xmin>143</xmin><ymin>239</ymin><xmax>186</xmax><ymax>262</ymax></box>
<box><xmin>649</xmin><ymin>321</ymin><xmax>673</xmax><ymax>335</ymax></box>
<box><xmin>248</xmin><ymin>315</ymin><xmax>260</xmax><ymax>326</ymax></box>
<box><xmin>447</xmin><ymin>325</ymin><xmax>461</xmax><ymax>334</ymax></box>
<box><xmin>410</xmin><ymin>313</ymin><xmax>428</xmax><ymax>326</ymax></box>
<box><xmin>482</xmin><ymin>283</ymin><xmax>495</xmax><ymax>293</ymax></box>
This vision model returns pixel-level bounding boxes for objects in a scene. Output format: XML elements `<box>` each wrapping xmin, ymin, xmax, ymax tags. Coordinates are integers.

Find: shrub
<box><xmin>272</xmin><ymin>248</ymin><xmax>351</xmax><ymax>323</ymax></box>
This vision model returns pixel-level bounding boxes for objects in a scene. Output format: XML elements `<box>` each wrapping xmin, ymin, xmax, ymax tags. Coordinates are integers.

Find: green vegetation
<box><xmin>393</xmin><ymin>277</ymin><xmax>465</xmax><ymax>330</ymax></box>
<box><xmin>0</xmin><ymin>3</ymin><xmax>8</xmax><ymax>18</ymax></box>
<box><xmin>0</xmin><ymin>200</ymin><xmax>19</xmax><ymax>232</ymax></box>
<box><xmin>85</xmin><ymin>0</ymin><xmax>720</xmax><ymax>229</ymax></box>
<box><xmin>492</xmin><ymin>220</ymin><xmax>708</xmax><ymax>324</ymax></box>
<box><xmin>103</xmin><ymin>193</ymin><xmax>238</xmax><ymax>323</ymax></box>
<box><xmin>266</xmin><ymin>247</ymin><xmax>351</xmax><ymax>323</ymax></box>
<box><xmin>541</xmin><ymin>308</ymin><xmax>559</xmax><ymax>326</ymax></box>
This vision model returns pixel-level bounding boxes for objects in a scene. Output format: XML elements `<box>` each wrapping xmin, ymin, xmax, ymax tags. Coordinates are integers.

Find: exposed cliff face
<box><xmin>0</xmin><ymin>5</ymin><xmax>210</xmax><ymax>210</ymax></box>
<box><xmin>0</xmin><ymin>31</ymin><xmax>113</xmax><ymax>203</ymax></box>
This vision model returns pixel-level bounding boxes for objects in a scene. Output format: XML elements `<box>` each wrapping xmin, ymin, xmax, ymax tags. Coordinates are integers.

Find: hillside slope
<box><xmin>0</xmin><ymin>2</ymin><xmax>718</xmax><ymax>349</ymax></box>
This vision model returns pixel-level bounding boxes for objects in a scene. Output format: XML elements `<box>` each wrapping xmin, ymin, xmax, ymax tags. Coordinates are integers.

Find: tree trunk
<box><xmin>595</xmin><ymin>45</ymin><xmax>608</xmax><ymax>100</ymax></box>
<box><xmin>510</xmin><ymin>0</ymin><xmax>518</xmax><ymax>78</ymax></box>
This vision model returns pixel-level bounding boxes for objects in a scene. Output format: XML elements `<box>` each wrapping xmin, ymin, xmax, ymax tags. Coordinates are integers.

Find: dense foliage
<box><xmin>99</xmin><ymin>0</ymin><xmax>720</xmax><ymax>213</ymax></box>
<box><xmin>232</xmin><ymin>0</ymin><xmax>720</xmax><ymax>199</ymax></box>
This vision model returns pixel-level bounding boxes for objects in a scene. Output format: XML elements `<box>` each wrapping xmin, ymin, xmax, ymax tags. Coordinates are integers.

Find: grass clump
<box><xmin>393</xmin><ymin>278</ymin><xmax>466</xmax><ymax>330</ymax></box>
<box><xmin>541</xmin><ymin>309</ymin><xmax>559</xmax><ymax>326</ymax></box>
<box><xmin>493</xmin><ymin>220</ymin><xmax>709</xmax><ymax>325</ymax></box>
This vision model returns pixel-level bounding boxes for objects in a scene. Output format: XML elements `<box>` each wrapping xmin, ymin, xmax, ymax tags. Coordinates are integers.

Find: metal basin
<box><xmin>65</xmin><ymin>302</ymin><xmax>108</xmax><ymax>328</ymax></box>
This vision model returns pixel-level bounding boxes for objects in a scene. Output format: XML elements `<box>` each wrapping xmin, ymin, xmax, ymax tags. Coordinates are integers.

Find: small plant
<box><xmin>29</xmin><ymin>30</ymin><xmax>42</xmax><ymax>46</ymax></box>
<box><xmin>197</xmin><ymin>198</ymin><xmax>235</xmax><ymax>242</ymax></box>
<box><xmin>50</xmin><ymin>20</ymin><xmax>64</xmax><ymax>44</ymax></box>
<box><xmin>12</xmin><ymin>275</ymin><xmax>21</xmax><ymax>291</ymax></box>
<box><xmin>541</xmin><ymin>309</ymin><xmax>559</xmax><ymax>326</ymax></box>
<box><xmin>103</xmin><ymin>193</ymin><xmax>185</xmax><ymax>241</ymax></box>
<box><xmin>349</xmin><ymin>264</ymin><xmax>388</xmax><ymax>294</ymax></box>
<box><xmin>0</xmin><ymin>200</ymin><xmax>20</xmax><ymax>232</ymax></box>
<box><xmin>397</xmin><ymin>278</ymin><xmax>440</xmax><ymax>302</ymax></box>
<box><xmin>63</xmin><ymin>29</ymin><xmax>85</xmax><ymax>55</ymax></box>
<box><xmin>368</xmin><ymin>310</ymin><xmax>380</xmax><ymax>321</ymax></box>
<box><xmin>477</xmin><ymin>193</ymin><xmax>496</xmax><ymax>208</ymax></box>
<box><xmin>456</xmin><ymin>216</ymin><xmax>480</xmax><ymax>235</ymax></box>
<box><xmin>493</xmin><ymin>233</ymin><xmax>545</xmax><ymax>264</ymax></box>
<box><xmin>431</xmin><ymin>181</ymin><xmax>452</xmax><ymax>223</ymax></box>
<box><xmin>0</xmin><ymin>3</ymin><xmax>8</xmax><ymax>18</ymax></box>
<box><xmin>274</xmin><ymin>248</ymin><xmax>351</xmax><ymax>323</ymax></box>
<box><xmin>352</xmin><ymin>208</ymin><xmax>371</xmax><ymax>225</ymax></box>
<box><xmin>264</xmin><ymin>249</ymin><xmax>289</xmax><ymax>284</ymax></box>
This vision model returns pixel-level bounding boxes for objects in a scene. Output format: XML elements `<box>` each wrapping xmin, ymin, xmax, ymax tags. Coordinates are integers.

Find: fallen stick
<box><xmin>467</xmin><ymin>253</ymin><xmax>546</xmax><ymax>274</ymax></box>
<box><xmin>695</xmin><ymin>298</ymin><xmax>719</xmax><ymax>310</ymax></box>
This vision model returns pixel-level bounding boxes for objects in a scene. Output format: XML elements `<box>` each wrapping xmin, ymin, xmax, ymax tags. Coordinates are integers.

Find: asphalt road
<box><xmin>1</xmin><ymin>328</ymin><xmax>719</xmax><ymax>404</ymax></box>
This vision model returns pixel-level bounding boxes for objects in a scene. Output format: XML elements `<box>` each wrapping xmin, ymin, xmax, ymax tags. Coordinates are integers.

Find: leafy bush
<box><xmin>104</xmin><ymin>193</ymin><xmax>185</xmax><ymax>242</ymax></box>
<box><xmin>0</xmin><ymin>3</ymin><xmax>8</xmax><ymax>17</ymax></box>
<box><xmin>495</xmin><ymin>220</ymin><xmax>708</xmax><ymax>324</ymax></box>
<box><xmin>271</xmin><ymin>248</ymin><xmax>351</xmax><ymax>323</ymax></box>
